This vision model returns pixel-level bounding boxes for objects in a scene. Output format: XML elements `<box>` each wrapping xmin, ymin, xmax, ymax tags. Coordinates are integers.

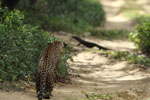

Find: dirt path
<box><xmin>0</xmin><ymin>0</ymin><xmax>150</xmax><ymax>100</ymax></box>
<box><xmin>99</xmin><ymin>0</ymin><xmax>136</xmax><ymax>30</ymax></box>
<box><xmin>99</xmin><ymin>0</ymin><xmax>150</xmax><ymax>31</ymax></box>
<box><xmin>1</xmin><ymin>39</ymin><xmax>150</xmax><ymax>100</ymax></box>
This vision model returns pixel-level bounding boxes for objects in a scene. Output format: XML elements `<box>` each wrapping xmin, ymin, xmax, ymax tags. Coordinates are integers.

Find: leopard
<box><xmin>36</xmin><ymin>41</ymin><xmax>64</xmax><ymax>100</ymax></box>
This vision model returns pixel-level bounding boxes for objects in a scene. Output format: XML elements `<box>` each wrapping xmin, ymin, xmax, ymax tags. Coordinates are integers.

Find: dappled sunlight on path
<box><xmin>69</xmin><ymin>52</ymin><xmax>150</xmax><ymax>90</ymax></box>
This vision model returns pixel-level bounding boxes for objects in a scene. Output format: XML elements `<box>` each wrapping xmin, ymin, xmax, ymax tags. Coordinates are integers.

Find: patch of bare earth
<box><xmin>99</xmin><ymin>0</ymin><xmax>150</xmax><ymax>31</ymax></box>
<box><xmin>99</xmin><ymin>0</ymin><xmax>136</xmax><ymax>31</ymax></box>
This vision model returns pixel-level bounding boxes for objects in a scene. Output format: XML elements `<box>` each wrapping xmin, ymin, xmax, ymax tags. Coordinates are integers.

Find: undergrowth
<box><xmin>90</xmin><ymin>29</ymin><xmax>129</xmax><ymax>40</ymax></box>
<box><xmin>17</xmin><ymin>0</ymin><xmax>105</xmax><ymax>34</ymax></box>
<box><xmin>129</xmin><ymin>15</ymin><xmax>150</xmax><ymax>56</ymax></box>
<box><xmin>106</xmin><ymin>51</ymin><xmax>150</xmax><ymax>67</ymax></box>
<box><xmin>87</xmin><ymin>50</ymin><xmax>150</xmax><ymax>67</ymax></box>
<box><xmin>82</xmin><ymin>91</ymin><xmax>114</xmax><ymax>100</ymax></box>
<box><xmin>65</xmin><ymin>91</ymin><xmax>115</xmax><ymax>100</ymax></box>
<box><xmin>65</xmin><ymin>94</ymin><xmax>114</xmax><ymax>100</ymax></box>
<box><xmin>0</xmin><ymin>7</ymin><xmax>71</xmax><ymax>81</ymax></box>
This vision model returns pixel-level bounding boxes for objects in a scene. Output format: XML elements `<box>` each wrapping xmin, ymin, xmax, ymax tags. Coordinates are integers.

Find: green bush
<box><xmin>129</xmin><ymin>16</ymin><xmax>150</xmax><ymax>56</ymax></box>
<box><xmin>57</xmin><ymin>44</ymin><xmax>72</xmax><ymax>77</ymax></box>
<box><xmin>17</xmin><ymin>0</ymin><xmax>105</xmax><ymax>33</ymax></box>
<box><xmin>136</xmin><ymin>15</ymin><xmax>150</xmax><ymax>24</ymax></box>
<box><xmin>0</xmin><ymin>7</ymin><xmax>71</xmax><ymax>81</ymax></box>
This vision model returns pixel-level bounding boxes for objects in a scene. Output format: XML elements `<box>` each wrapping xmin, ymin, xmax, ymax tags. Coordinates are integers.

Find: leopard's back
<box><xmin>36</xmin><ymin>41</ymin><xmax>64</xmax><ymax>100</ymax></box>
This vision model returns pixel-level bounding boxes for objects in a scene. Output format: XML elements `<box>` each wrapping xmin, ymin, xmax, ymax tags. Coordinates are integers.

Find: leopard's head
<box><xmin>54</xmin><ymin>41</ymin><xmax>64</xmax><ymax>52</ymax></box>
<box><xmin>47</xmin><ymin>41</ymin><xmax>64</xmax><ymax>53</ymax></box>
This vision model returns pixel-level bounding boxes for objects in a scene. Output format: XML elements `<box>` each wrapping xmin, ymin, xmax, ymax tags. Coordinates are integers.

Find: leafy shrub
<box><xmin>0</xmin><ymin>7</ymin><xmax>71</xmax><ymax>81</ymax></box>
<box><xmin>57</xmin><ymin>44</ymin><xmax>72</xmax><ymax>77</ymax></box>
<box><xmin>90</xmin><ymin>29</ymin><xmax>129</xmax><ymax>40</ymax></box>
<box><xmin>17</xmin><ymin>0</ymin><xmax>105</xmax><ymax>33</ymax></box>
<box><xmin>129</xmin><ymin>16</ymin><xmax>150</xmax><ymax>56</ymax></box>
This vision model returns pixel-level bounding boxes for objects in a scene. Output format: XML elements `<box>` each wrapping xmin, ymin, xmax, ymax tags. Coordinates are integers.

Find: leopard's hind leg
<box><xmin>37</xmin><ymin>72</ymin><xmax>47</xmax><ymax>100</ymax></box>
<box><xmin>44</xmin><ymin>72</ymin><xmax>55</xmax><ymax>99</ymax></box>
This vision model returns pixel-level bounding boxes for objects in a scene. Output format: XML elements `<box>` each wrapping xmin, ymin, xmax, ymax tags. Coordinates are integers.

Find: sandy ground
<box><xmin>99</xmin><ymin>0</ymin><xmax>150</xmax><ymax>31</ymax></box>
<box><xmin>99</xmin><ymin>0</ymin><xmax>136</xmax><ymax>30</ymax></box>
<box><xmin>0</xmin><ymin>0</ymin><xmax>150</xmax><ymax>100</ymax></box>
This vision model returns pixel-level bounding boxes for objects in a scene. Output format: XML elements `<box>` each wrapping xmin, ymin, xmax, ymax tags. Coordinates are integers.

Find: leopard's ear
<box><xmin>63</xmin><ymin>42</ymin><xmax>67</xmax><ymax>48</ymax></box>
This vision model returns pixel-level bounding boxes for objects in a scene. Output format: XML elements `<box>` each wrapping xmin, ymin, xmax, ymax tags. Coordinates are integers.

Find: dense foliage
<box><xmin>136</xmin><ymin>15</ymin><xmax>150</xmax><ymax>24</ymax></box>
<box><xmin>129</xmin><ymin>15</ymin><xmax>150</xmax><ymax>56</ymax></box>
<box><xmin>0</xmin><ymin>7</ymin><xmax>71</xmax><ymax>81</ymax></box>
<box><xmin>17</xmin><ymin>0</ymin><xmax>105</xmax><ymax>34</ymax></box>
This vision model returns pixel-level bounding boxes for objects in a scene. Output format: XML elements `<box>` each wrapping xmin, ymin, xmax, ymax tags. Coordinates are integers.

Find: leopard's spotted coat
<box><xmin>36</xmin><ymin>41</ymin><xmax>64</xmax><ymax>100</ymax></box>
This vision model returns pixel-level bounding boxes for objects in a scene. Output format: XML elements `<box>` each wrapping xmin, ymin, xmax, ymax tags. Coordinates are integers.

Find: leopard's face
<box><xmin>47</xmin><ymin>41</ymin><xmax>64</xmax><ymax>54</ymax></box>
<box><xmin>54</xmin><ymin>41</ymin><xmax>64</xmax><ymax>52</ymax></box>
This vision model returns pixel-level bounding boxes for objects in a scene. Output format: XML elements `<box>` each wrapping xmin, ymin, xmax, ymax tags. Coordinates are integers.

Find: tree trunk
<box><xmin>30</xmin><ymin>0</ymin><xmax>38</xmax><ymax>8</ymax></box>
<box><xmin>2</xmin><ymin>0</ymin><xmax>20</xmax><ymax>10</ymax></box>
